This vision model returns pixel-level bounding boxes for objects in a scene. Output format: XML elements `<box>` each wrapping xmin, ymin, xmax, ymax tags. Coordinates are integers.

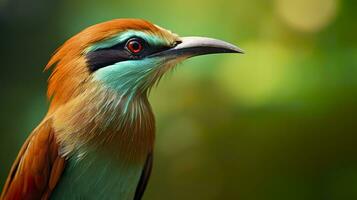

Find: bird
<box><xmin>1</xmin><ymin>18</ymin><xmax>243</xmax><ymax>200</ymax></box>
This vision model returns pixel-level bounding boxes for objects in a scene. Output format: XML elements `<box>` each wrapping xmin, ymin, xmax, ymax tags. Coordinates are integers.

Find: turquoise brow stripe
<box><xmin>85</xmin><ymin>30</ymin><xmax>168</xmax><ymax>53</ymax></box>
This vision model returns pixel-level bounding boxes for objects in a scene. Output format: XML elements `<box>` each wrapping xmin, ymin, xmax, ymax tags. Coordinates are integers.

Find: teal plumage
<box><xmin>1</xmin><ymin>19</ymin><xmax>242</xmax><ymax>200</ymax></box>
<box><xmin>49</xmin><ymin>82</ymin><xmax>155</xmax><ymax>199</ymax></box>
<box><xmin>51</xmin><ymin>148</ymin><xmax>145</xmax><ymax>199</ymax></box>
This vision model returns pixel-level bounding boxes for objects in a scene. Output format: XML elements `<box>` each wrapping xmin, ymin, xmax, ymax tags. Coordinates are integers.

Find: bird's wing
<box><xmin>134</xmin><ymin>152</ymin><xmax>153</xmax><ymax>200</ymax></box>
<box><xmin>1</xmin><ymin>119</ymin><xmax>65</xmax><ymax>200</ymax></box>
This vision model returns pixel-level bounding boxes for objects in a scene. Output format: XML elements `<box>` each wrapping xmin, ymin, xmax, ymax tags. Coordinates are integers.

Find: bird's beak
<box><xmin>149</xmin><ymin>36</ymin><xmax>244</xmax><ymax>60</ymax></box>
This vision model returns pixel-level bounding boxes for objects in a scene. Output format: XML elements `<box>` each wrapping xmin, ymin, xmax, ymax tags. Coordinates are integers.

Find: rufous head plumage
<box><xmin>45</xmin><ymin>19</ymin><xmax>179</xmax><ymax>112</ymax></box>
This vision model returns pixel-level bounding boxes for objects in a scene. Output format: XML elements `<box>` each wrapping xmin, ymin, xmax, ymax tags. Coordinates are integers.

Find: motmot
<box><xmin>1</xmin><ymin>19</ymin><xmax>243</xmax><ymax>200</ymax></box>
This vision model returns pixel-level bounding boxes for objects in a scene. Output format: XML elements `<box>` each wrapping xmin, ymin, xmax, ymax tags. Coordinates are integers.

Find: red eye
<box><xmin>126</xmin><ymin>39</ymin><xmax>143</xmax><ymax>54</ymax></box>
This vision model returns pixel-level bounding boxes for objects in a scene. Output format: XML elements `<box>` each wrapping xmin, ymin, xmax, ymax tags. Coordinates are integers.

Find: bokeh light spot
<box><xmin>275</xmin><ymin>0</ymin><xmax>339</xmax><ymax>32</ymax></box>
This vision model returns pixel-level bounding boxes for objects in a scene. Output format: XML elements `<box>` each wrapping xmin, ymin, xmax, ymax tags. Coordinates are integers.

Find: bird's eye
<box><xmin>126</xmin><ymin>38</ymin><xmax>143</xmax><ymax>54</ymax></box>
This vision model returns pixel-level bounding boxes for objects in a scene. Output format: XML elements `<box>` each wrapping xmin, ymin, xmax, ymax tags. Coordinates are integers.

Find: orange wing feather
<box><xmin>1</xmin><ymin>119</ymin><xmax>65</xmax><ymax>200</ymax></box>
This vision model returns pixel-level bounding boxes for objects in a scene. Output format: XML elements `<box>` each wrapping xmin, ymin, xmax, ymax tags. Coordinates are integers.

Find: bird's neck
<box><xmin>51</xmin><ymin>83</ymin><xmax>155</xmax><ymax>163</ymax></box>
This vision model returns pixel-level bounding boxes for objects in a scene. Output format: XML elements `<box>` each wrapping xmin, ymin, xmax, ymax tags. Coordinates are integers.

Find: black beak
<box><xmin>149</xmin><ymin>36</ymin><xmax>244</xmax><ymax>59</ymax></box>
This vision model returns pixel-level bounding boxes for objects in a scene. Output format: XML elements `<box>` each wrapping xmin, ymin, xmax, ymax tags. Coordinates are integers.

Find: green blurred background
<box><xmin>1</xmin><ymin>0</ymin><xmax>357</xmax><ymax>199</ymax></box>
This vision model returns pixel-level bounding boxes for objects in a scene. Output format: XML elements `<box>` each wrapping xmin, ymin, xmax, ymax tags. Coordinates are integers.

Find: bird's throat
<box><xmin>51</xmin><ymin>83</ymin><xmax>155</xmax><ymax>163</ymax></box>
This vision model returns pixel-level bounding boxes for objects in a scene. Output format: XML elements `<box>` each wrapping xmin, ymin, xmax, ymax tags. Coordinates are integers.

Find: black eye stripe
<box><xmin>86</xmin><ymin>37</ymin><xmax>172</xmax><ymax>72</ymax></box>
<box><xmin>86</xmin><ymin>50</ymin><xmax>132</xmax><ymax>72</ymax></box>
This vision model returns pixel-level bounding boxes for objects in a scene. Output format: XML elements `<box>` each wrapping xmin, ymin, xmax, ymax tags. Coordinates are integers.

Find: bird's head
<box><xmin>46</xmin><ymin>19</ymin><xmax>243</xmax><ymax>110</ymax></box>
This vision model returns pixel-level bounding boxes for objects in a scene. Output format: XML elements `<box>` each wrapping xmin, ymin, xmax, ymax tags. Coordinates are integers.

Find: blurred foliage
<box><xmin>1</xmin><ymin>0</ymin><xmax>357</xmax><ymax>199</ymax></box>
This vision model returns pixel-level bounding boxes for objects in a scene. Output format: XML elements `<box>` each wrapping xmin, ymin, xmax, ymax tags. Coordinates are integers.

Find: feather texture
<box><xmin>1</xmin><ymin>120</ymin><xmax>65</xmax><ymax>200</ymax></box>
<box><xmin>45</xmin><ymin>19</ymin><xmax>177</xmax><ymax>114</ymax></box>
<box><xmin>52</xmin><ymin>82</ymin><xmax>155</xmax><ymax>161</ymax></box>
<box><xmin>2</xmin><ymin>18</ymin><xmax>180</xmax><ymax>200</ymax></box>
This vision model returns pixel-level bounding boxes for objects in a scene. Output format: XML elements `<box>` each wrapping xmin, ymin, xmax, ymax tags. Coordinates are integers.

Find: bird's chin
<box><xmin>148</xmin><ymin>58</ymin><xmax>185</xmax><ymax>88</ymax></box>
<box><xmin>163</xmin><ymin>55</ymin><xmax>188</xmax><ymax>67</ymax></box>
